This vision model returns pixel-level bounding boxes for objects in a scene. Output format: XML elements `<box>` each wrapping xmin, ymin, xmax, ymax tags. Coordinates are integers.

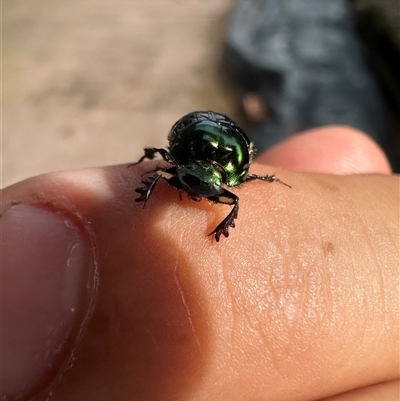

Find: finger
<box><xmin>257</xmin><ymin>126</ymin><xmax>392</xmax><ymax>174</ymax></box>
<box><xmin>320</xmin><ymin>380</ymin><xmax>399</xmax><ymax>401</ymax></box>
<box><xmin>1</xmin><ymin>165</ymin><xmax>398</xmax><ymax>401</ymax></box>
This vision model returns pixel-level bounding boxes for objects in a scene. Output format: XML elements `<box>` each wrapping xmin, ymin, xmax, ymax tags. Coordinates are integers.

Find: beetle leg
<box><xmin>135</xmin><ymin>174</ymin><xmax>162</xmax><ymax>206</ymax></box>
<box><xmin>245</xmin><ymin>173</ymin><xmax>291</xmax><ymax>188</ymax></box>
<box><xmin>129</xmin><ymin>147</ymin><xmax>174</xmax><ymax>166</ymax></box>
<box><xmin>154</xmin><ymin>166</ymin><xmax>183</xmax><ymax>191</ymax></box>
<box><xmin>207</xmin><ymin>190</ymin><xmax>239</xmax><ymax>242</ymax></box>
<box><xmin>135</xmin><ymin>166</ymin><xmax>181</xmax><ymax>206</ymax></box>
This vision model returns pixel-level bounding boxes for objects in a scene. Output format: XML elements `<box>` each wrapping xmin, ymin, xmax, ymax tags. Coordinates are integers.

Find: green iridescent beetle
<box><xmin>131</xmin><ymin>111</ymin><xmax>290</xmax><ymax>241</ymax></box>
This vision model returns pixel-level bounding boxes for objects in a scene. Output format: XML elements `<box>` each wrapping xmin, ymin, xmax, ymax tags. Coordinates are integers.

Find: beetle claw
<box><xmin>134</xmin><ymin>174</ymin><xmax>161</xmax><ymax>205</ymax></box>
<box><xmin>208</xmin><ymin>203</ymin><xmax>238</xmax><ymax>242</ymax></box>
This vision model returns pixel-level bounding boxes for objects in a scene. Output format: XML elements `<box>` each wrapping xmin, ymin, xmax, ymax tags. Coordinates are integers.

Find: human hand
<box><xmin>2</xmin><ymin>126</ymin><xmax>398</xmax><ymax>401</ymax></box>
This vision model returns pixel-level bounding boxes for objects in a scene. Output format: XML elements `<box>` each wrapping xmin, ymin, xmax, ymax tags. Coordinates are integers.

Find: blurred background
<box><xmin>2</xmin><ymin>0</ymin><xmax>400</xmax><ymax>187</ymax></box>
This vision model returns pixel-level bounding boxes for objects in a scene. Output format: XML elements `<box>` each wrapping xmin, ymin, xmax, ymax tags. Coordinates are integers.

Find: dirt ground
<box><xmin>3</xmin><ymin>0</ymin><xmax>236</xmax><ymax>187</ymax></box>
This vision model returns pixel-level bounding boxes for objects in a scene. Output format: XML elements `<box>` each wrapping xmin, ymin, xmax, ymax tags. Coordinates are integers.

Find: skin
<box><xmin>2</xmin><ymin>126</ymin><xmax>399</xmax><ymax>400</ymax></box>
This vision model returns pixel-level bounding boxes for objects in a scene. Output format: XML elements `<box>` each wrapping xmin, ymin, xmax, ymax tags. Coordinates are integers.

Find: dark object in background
<box><xmin>224</xmin><ymin>0</ymin><xmax>400</xmax><ymax>171</ymax></box>
<box><xmin>353</xmin><ymin>3</ymin><xmax>400</xmax><ymax>170</ymax></box>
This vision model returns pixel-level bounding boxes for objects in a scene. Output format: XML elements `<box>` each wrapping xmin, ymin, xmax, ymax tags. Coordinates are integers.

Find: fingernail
<box><xmin>1</xmin><ymin>204</ymin><xmax>93</xmax><ymax>399</ymax></box>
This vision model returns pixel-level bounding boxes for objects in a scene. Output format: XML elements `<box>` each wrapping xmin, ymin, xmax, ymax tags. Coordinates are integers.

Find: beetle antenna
<box><xmin>275</xmin><ymin>178</ymin><xmax>292</xmax><ymax>189</ymax></box>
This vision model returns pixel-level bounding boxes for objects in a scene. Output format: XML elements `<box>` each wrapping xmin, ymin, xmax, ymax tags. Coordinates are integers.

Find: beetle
<box><xmin>130</xmin><ymin>110</ymin><xmax>290</xmax><ymax>241</ymax></box>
